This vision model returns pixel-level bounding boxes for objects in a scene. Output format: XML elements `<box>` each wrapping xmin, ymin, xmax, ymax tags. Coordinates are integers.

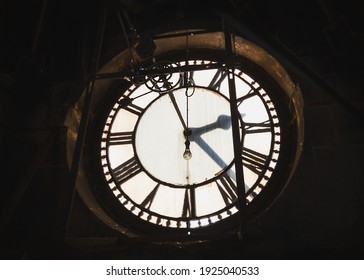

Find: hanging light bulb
<box><xmin>183</xmin><ymin>139</ymin><xmax>192</xmax><ymax>160</ymax></box>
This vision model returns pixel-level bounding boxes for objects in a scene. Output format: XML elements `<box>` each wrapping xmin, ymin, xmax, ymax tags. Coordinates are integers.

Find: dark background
<box><xmin>0</xmin><ymin>0</ymin><xmax>364</xmax><ymax>259</ymax></box>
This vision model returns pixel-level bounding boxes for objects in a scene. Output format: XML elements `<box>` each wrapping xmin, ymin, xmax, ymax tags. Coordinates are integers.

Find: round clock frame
<box><xmin>65</xmin><ymin>30</ymin><xmax>304</xmax><ymax>237</ymax></box>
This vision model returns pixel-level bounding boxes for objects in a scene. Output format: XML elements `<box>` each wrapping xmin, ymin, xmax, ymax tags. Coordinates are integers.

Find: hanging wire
<box><xmin>186</xmin><ymin>87</ymin><xmax>190</xmax><ymax>132</ymax></box>
<box><xmin>185</xmin><ymin>30</ymin><xmax>191</xmax><ymax>132</ymax></box>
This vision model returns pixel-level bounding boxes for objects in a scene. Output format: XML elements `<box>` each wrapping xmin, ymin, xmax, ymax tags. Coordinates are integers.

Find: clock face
<box><xmin>135</xmin><ymin>87</ymin><xmax>234</xmax><ymax>186</ymax></box>
<box><xmin>94</xmin><ymin>58</ymin><xmax>283</xmax><ymax>232</ymax></box>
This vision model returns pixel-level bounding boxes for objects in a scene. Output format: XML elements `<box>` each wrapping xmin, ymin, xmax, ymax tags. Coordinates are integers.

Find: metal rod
<box><xmin>223</xmin><ymin>19</ymin><xmax>248</xmax><ymax>238</ymax></box>
<box><xmin>116</xmin><ymin>10</ymin><xmax>131</xmax><ymax>50</ymax></box>
<box><xmin>65</xmin><ymin>3</ymin><xmax>108</xmax><ymax>237</ymax></box>
<box><xmin>95</xmin><ymin>62</ymin><xmax>230</xmax><ymax>80</ymax></box>
<box><xmin>153</xmin><ymin>29</ymin><xmax>213</xmax><ymax>40</ymax></box>
<box><xmin>116</xmin><ymin>9</ymin><xmax>136</xmax><ymax>65</ymax></box>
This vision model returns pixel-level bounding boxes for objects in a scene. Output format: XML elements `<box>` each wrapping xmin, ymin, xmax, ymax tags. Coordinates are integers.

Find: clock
<box><xmin>69</xmin><ymin>31</ymin><xmax>304</xmax><ymax>237</ymax></box>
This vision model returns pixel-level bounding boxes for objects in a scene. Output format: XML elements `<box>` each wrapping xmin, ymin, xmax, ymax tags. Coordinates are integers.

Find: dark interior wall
<box><xmin>1</xmin><ymin>0</ymin><xmax>364</xmax><ymax>259</ymax></box>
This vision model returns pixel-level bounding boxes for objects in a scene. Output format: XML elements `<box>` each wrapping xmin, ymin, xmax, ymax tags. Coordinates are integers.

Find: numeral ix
<box><xmin>108</xmin><ymin>131</ymin><xmax>133</xmax><ymax>146</ymax></box>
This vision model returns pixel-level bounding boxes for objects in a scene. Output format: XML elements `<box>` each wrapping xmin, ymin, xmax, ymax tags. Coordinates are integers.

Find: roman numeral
<box><xmin>179</xmin><ymin>71</ymin><xmax>194</xmax><ymax>87</ymax></box>
<box><xmin>124</xmin><ymin>103</ymin><xmax>143</xmax><ymax>116</ymax></box>
<box><xmin>140</xmin><ymin>183</ymin><xmax>160</xmax><ymax>210</ymax></box>
<box><xmin>216</xmin><ymin>175</ymin><xmax>238</xmax><ymax>206</ymax></box>
<box><xmin>108</xmin><ymin>131</ymin><xmax>133</xmax><ymax>145</ymax></box>
<box><xmin>111</xmin><ymin>157</ymin><xmax>142</xmax><ymax>185</ymax></box>
<box><xmin>182</xmin><ymin>188</ymin><xmax>196</xmax><ymax>218</ymax></box>
<box><xmin>244</xmin><ymin>120</ymin><xmax>273</xmax><ymax>134</ymax></box>
<box><xmin>119</xmin><ymin>97</ymin><xmax>143</xmax><ymax>115</ymax></box>
<box><xmin>242</xmin><ymin>147</ymin><xmax>268</xmax><ymax>175</ymax></box>
<box><xmin>208</xmin><ymin>69</ymin><xmax>228</xmax><ymax>90</ymax></box>
<box><xmin>236</xmin><ymin>88</ymin><xmax>259</xmax><ymax>106</ymax></box>
<box><xmin>188</xmin><ymin>71</ymin><xmax>194</xmax><ymax>83</ymax></box>
<box><xmin>179</xmin><ymin>72</ymin><xmax>187</xmax><ymax>87</ymax></box>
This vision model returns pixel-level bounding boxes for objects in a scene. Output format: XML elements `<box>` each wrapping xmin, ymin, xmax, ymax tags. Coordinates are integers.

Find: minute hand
<box><xmin>167</xmin><ymin>91</ymin><xmax>188</xmax><ymax>131</ymax></box>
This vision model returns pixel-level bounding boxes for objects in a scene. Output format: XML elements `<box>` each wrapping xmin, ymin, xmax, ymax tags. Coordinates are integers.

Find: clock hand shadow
<box><xmin>190</xmin><ymin>114</ymin><xmax>231</xmax><ymax>137</ymax></box>
<box><xmin>190</xmin><ymin>113</ymin><xmax>246</xmax><ymax>136</ymax></box>
<box><xmin>191</xmin><ymin>133</ymin><xmax>249</xmax><ymax>193</ymax></box>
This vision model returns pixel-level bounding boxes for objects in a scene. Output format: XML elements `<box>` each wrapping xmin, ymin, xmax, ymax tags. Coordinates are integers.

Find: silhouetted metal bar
<box><xmin>153</xmin><ymin>29</ymin><xmax>215</xmax><ymax>40</ymax></box>
<box><xmin>65</xmin><ymin>3</ymin><xmax>108</xmax><ymax>237</ymax></box>
<box><xmin>223</xmin><ymin>20</ymin><xmax>248</xmax><ymax>237</ymax></box>
<box><xmin>116</xmin><ymin>10</ymin><xmax>132</xmax><ymax>51</ymax></box>
<box><xmin>95</xmin><ymin>62</ymin><xmax>229</xmax><ymax>80</ymax></box>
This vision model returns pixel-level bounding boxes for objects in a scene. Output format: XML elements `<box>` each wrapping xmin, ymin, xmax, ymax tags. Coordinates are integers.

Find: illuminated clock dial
<box><xmin>96</xmin><ymin>59</ymin><xmax>282</xmax><ymax>232</ymax></box>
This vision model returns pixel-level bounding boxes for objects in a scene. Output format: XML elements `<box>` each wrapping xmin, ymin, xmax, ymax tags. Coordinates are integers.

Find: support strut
<box><xmin>223</xmin><ymin>19</ymin><xmax>248</xmax><ymax>238</ymax></box>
